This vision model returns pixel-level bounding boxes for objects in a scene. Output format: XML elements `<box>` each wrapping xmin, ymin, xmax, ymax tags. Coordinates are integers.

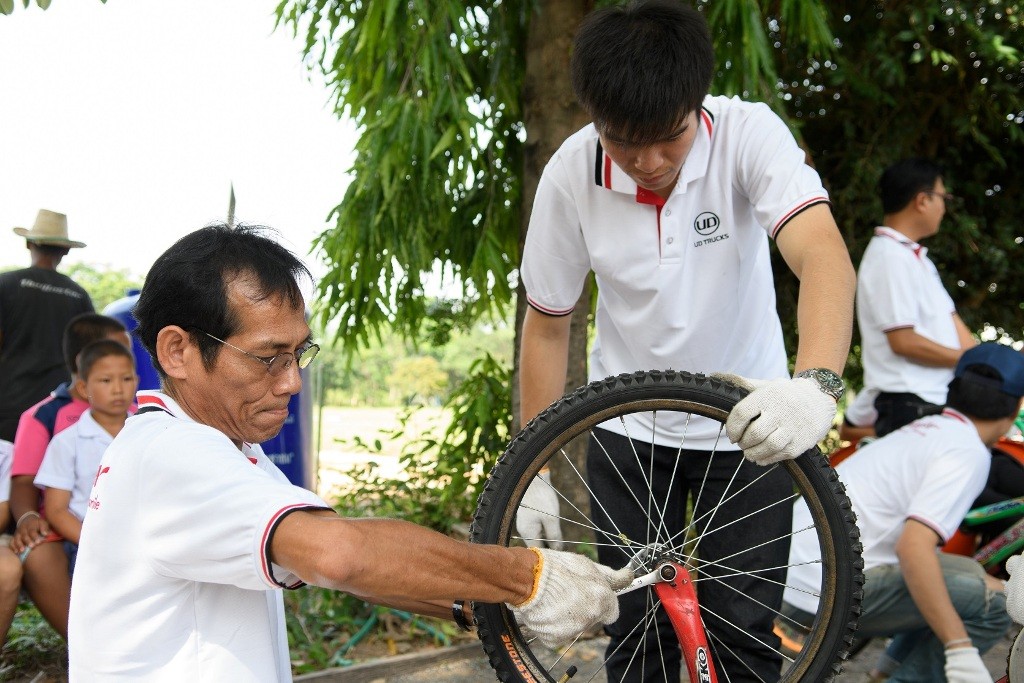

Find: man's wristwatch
<box><xmin>794</xmin><ymin>368</ymin><xmax>845</xmax><ymax>402</ymax></box>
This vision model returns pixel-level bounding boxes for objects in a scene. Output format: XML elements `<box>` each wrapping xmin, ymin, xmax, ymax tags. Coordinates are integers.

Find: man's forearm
<box><xmin>279</xmin><ymin>515</ymin><xmax>538</xmax><ymax>607</ymax></box>
<box><xmin>898</xmin><ymin>523</ymin><xmax>970</xmax><ymax>645</ymax></box>
<box><xmin>886</xmin><ymin>328</ymin><xmax>963</xmax><ymax>368</ymax></box>
<box><xmin>793</xmin><ymin>259</ymin><xmax>855</xmax><ymax>374</ymax></box>
<box><xmin>519</xmin><ymin>309</ymin><xmax>572</xmax><ymax>425</ymax></box>
<box><xmin>776</xmin><ymin>205</ymin><xmax>855</xmax><ymax>374</ymax></box>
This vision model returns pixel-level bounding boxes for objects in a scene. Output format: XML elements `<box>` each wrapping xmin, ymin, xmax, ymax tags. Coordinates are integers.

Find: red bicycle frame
<box><xmin>652</xmin><ymin>561</ymin><xmax>718</xmax><ymax>683</ymax></box>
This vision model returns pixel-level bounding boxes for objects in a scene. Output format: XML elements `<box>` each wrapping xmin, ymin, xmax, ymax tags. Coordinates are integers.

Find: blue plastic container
<box><xmin>103</xmin><ymin>290</ymin><xmax>161</xmax><ymax>393</ymax></box>
<box><xmin>103</xmin><ymin>291</ymin><xmax>317</xmax><ymax>491</ymax></box>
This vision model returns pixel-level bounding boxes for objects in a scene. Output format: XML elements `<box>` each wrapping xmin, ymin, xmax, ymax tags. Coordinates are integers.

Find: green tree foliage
<box><xmin>0</xmin><ymin>0</ymin><xmax>107</xmax><ymax>13</ymax></box>
<box><xmin>279</xmin><ymin>1</ymin><xmax>1022</xmax><ymax>385</ymax></box>
<box><xmin>0</xmin><ymin>0</ymin><xmax>50</xmax><ymax>14</ymax></box>
<box><xmin>766</xmin><ymin>2</ymin><xmax>1024</xmax><ymax>385</ymax></box>
<box><xmin>275</xmin><ymin>1</ymin><xmax>528</xmax><ymax>350</ymax></box>
<box><xmin>387</xmin><ymin>356</ymin><xmax>448</xmax><ymax>405</ymax></box>
<box><xmin>315</xmin><ymin>315</ymin><xmax>513</xmax><ymax>406</ymax></box>
<box><xmin>276</xmin><ymin>0</ymin><xmax>841</xmax><ymax>354</ymax></box>
<box><xmin>62</xmin><ymin>262</ymin><xmax>142</xmax><ymax>312</ymax></box>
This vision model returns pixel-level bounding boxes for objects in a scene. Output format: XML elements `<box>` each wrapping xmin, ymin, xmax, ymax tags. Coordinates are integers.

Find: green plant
<box><xmin>333</xmin><ymin>353</ymin><xmax>512</xmax><ymax>533</ymax></box>
<box><xmin>0</xmin><ymin>603</ymin><xmax>68</xmax><ymax>679</ymax></box>
<box><xmin>284</xmin><ymin>586</ymin><xmax>461</xmax><ymax>674</ymax></box>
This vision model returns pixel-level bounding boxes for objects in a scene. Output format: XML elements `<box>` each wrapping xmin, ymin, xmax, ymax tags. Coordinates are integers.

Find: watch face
<box><xmin>799</xmin><ymin>369</ymin><xmax>844</xmax><ymax>399</ymax></box>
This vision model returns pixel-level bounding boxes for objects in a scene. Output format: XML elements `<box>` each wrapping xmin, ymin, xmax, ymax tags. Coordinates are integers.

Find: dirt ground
<box><xmin>346</xmin><ymin>628</ymin><xmax>1020</xmax><ymax>682</ymax></box>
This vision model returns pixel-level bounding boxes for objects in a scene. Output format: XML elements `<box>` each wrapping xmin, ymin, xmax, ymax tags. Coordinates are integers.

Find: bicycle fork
<box><xmin>618</xmin><ymin>560</ymin><xmax>719</xmax><ymax>683</ymax></box>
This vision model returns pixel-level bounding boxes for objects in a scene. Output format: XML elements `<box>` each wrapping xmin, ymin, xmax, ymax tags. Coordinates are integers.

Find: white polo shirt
<box><xmin>68</xmin><ymin>391</ymin><xmax>329</xmax><ymax>681</ymax></box>
<box><xmin>35</xmin><ymin>409</ymin><xmax>113</xmax><ymax>522</ymax></box>
<box><xmin>843</xmin><ymin>388</ymin><xmax>879</xmax><ymax>429</ymax></box>
<box><xmin>522</xmin><ymin>95</ymin><xmax>830</xmax><ymax>449</ymax></box>
<box><xmin>857</xmin><ymin>227</ymin><xmax>959</xmax><ymax>403</ymax></box>
<box><xmin>784</xmin><ymin>408</ymin><xmax>989</xmax><ymax>612</ymax></box>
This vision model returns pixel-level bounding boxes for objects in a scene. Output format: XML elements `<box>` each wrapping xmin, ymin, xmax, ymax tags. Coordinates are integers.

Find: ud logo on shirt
<box><xmin>693</xmin><ymin>211</ymin><xmax>729</xmax><ymax>247</ymax></box>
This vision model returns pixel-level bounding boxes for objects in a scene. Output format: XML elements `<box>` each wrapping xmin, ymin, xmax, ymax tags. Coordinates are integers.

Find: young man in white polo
<box><xmin>783</xmin><ymin>342</ymin><xmax>1023</xmax><ymax>683</ymax></box>
<box><xmin>515</xmin><ymin>1</ymin><xmax>855</xmax><ymax>680</ymax></box>
<box><xmin>857</xmin><ymin>158</ymin><xmax>976</xmax><ymax>436</ymax></box>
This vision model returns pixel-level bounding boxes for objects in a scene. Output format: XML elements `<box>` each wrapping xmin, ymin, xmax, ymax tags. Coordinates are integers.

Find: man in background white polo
<box><xmin>857</xmin><ymin>158</ymin><xmax>976</xmax><ymax>436</ymax></box>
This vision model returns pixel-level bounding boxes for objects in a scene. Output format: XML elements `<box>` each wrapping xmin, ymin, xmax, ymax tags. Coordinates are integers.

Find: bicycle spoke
<box><xmin>620</xmin><ymin>418</ymin><xmax>672</xmax><ymax>548</ymax></box>
<box><xmin>590</xmin><ymin>430</ymin><xmax>670</xmax><ymax>546</ymax></box>
<box><xmin>699</xmin><ymin>576</ymin><xmax>799</xmax><ymax>666</ymax></box>
<box><xmin>683</xmin><ymin>456</ymin><xmax>783</xmax><ymax>542</ymax></box>
<box><xmin>700</xmin><ymin>600</ymin><xmax>791</xmax><ymax>671</ymax></box>
<box><xmin>517</xmin><ymin>449</ymin><xmax>651</xmax><ymax>560</ymax></box>
<box><xmin>646</xmin><ymin>586</ymin><xmax>671</xmax><ymax>683</ymax></box>
<box><xmin>656</xmin><ymin>486</ymin><xmax>800</xmax><ymax>561</ymax></box>
<box><xmin>684</xmin><ymin>433</ymin><xmax>741</xmax><ymax>560</ymax></box>
<box><xmin>706</xmin><ymin>627</ymin><xmax>768</xmax><ymax>683</ymax></box>
<box><xmin>577</xmin><ymin>599</ymin><xmax>665</xmax><ymax>683</ymax></box>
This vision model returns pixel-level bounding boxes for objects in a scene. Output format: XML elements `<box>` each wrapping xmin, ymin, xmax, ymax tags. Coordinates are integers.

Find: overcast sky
<box><xmin>0</xmin><ymin>0</ymin><xmax>356</xmax><ymax>279</ymax></box>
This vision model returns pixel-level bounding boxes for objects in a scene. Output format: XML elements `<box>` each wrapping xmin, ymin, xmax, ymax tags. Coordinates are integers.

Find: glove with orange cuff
<box><xmin>508</xmin><ymin>548</ymin><xmax>632</xmax><ymax>650</ymax></box>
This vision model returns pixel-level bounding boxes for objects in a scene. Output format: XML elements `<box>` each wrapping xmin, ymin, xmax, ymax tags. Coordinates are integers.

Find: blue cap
<box><xmin>954</xmin><ymin>343</ymin><xmax>1024</xmax><ymax>398</ymax></box>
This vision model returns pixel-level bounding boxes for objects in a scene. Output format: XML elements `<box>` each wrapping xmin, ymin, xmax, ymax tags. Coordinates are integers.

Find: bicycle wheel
<box><xmin>470</xmin><ymin>370</ymin><xmax>864</xmax><ymax>682</ymax></box>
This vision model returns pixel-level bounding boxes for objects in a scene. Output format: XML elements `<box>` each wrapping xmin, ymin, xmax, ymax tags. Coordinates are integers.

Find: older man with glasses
<box><xmin>66</xmin><ymin>223</ymin><xmax>631</xmax><ymax>681</ymax></box>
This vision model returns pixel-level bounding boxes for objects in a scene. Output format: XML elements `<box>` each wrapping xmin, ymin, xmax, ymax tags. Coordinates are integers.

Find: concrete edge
<box><xmin>294</xmin><ymin>642</ymin><xmax>484</xmax><ymax>682</ymax></box>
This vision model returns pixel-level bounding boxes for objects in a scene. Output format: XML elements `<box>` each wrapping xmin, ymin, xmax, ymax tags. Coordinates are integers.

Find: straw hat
<box><xmin>12</xmin><ymin>209</ymin><xmax>86</xmax><ymax>249</ymax></box>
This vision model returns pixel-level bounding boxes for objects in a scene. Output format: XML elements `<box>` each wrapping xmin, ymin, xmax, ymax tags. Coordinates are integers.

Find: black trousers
<box><xmin>587</xmin><ymin>428</ymin><xmax>791</xmax><ymax>683</ymax></box>
<box><xmin>873</xmin><ymin>391</ymin><xmax>943</xmax><ymax>437</ymax></box>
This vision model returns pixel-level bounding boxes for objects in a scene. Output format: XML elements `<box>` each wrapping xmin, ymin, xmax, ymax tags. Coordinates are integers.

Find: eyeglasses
<box><xmin>923</xmin><ymin>190</ymin><xmax>958</xmax><ymax>203</ymax></box>
<box><xmin>201</xmin><ymin>331</ymin><xmax>320</xmax><ymax>376</ymax></box>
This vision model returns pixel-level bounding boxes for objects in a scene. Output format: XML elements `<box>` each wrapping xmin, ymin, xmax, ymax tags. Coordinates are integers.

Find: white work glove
<box><xmin>943</xmin><ymin>645</ymin><xmax>993</xmax><ymax>683</ymax></box>
<box><xmin>515</xmin><ymin>471</ymin><xmax>564</xmax><ymax>550</ymax></box>
<box><xmin>1006</xmin><ymin>554</ymin><xmax>1024</xmax><ymax>624</ymax></box>
<box><xmin>713</xmin><ymin>374</ymin><xmax>836</xmax><ymax>465</ymax></box>
<box><xmin>508</xmin><ymin>548</ymin><xmax>633</xmax><ymax>650</ymax></box>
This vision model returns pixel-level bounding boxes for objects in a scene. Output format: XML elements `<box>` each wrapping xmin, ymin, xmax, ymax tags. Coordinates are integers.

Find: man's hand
<box><xmin>1006</xmin><ymin>554</ymin><xmax>1024</xmax><ymax>624</ymax></box>
<box><xmin>515</xmin><ymin>471</ymin><xmax>564</xmax><ymax>550</ymax></box>
<box><xmin>508</xmin><ymin>549</ymin><xmax>632</xmax><ymax>650</ymax></box>
<box><xmin>943</xmin><ymin>645</ymin><xmax>992</xmax><ymax>683</ymax></box>
<box><xmin>714</xmin><ymin>374</ymin><xmax>837</xmax><ymax>465</ymax></box>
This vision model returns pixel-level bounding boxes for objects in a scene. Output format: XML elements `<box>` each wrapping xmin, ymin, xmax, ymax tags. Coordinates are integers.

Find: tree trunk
<box><xmin>512</xmin><ymin>0</ymin><xmax>595</xmax><ymax>546</ymax></box>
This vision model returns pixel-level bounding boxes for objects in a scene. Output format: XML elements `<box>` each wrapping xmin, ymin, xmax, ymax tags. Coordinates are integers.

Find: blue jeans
<box><xmin>786</xmin><ymin>553</ymin><xmax>1009</xmax><ymax>682</ymax></box>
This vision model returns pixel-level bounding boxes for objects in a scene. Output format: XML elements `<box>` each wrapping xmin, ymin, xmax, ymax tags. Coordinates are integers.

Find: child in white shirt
<box><xmin>35</xmin><ymin>339</ymin><xmax>136</xmax><ymax>573</ymax></box>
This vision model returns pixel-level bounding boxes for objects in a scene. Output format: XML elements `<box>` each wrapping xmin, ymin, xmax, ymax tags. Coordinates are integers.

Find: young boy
<box><xmin>34</xmin><ymin>340</ymin><xmax>137</xmax><ymax>574</ymax></box>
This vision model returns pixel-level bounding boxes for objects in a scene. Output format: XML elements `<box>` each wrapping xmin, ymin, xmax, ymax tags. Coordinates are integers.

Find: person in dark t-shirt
<box><xmin>0</xmin><ymin>210</ymin><xmax>93</xmax><ymax>443</ymax></box>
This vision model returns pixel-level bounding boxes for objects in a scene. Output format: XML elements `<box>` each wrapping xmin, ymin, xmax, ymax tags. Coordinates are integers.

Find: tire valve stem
<box><xmin>557</xmin><ymin>665</ymin><xmax>578</xmax><ymax>681</ymax></box>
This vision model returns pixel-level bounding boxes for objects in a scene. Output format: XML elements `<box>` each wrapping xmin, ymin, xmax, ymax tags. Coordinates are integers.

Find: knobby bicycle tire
<box><xmin>470</xmin><ymin>370</ymin><xmax>864</xmax><ymax>682</ymax></box>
